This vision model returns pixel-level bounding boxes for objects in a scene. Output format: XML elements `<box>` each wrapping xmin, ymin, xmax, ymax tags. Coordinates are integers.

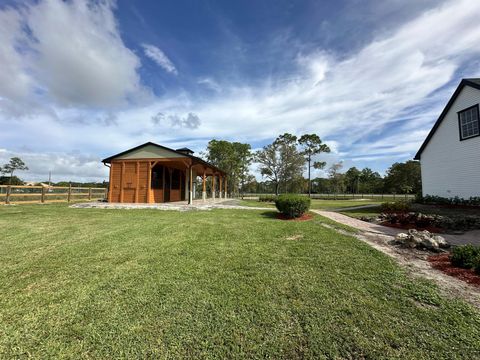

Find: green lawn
<box><xmin>1</xmin><ymin>204</ymin><xmax>480</xmax><ymax>358</ymax></box>
<box><xmin>239</xmin><ymin>198</ymin><xmax>383</xmax><ymax>210</ymax></box>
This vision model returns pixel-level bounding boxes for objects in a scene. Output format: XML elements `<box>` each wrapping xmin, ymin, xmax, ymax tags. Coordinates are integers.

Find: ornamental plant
<box><xmin>274</xmin><ymin>194</ymin><xmax>311</xmax><ymax>218</ymax></box>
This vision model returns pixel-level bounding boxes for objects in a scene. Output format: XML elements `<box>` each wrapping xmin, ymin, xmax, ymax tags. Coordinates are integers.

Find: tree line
<box><xmin>2</xmin><ymin>136</ymin><xmax>421</xmax><ymax>196</ymax></box>
<box><xmin>202</xmin><ymin>134</ymin><xmax>421</xmax><ymax>196</ymax></box>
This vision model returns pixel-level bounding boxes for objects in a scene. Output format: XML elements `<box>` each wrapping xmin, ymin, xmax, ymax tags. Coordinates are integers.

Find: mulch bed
<box><xmin>428</xmin><ymin>253</ymin><xmax>480</xmax><ymax>287</ymax></box>
<box><xmin>380</xmin><ymin>221</ymin><xmax>445</xmax><ymax>234</ymax></box>
<box><xmin>276</xmin><ymin>213</ymin><xmax>314</xmax><ymax>221</ymax></box>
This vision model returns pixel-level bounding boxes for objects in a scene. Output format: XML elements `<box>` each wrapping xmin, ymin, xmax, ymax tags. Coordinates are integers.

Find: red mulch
<box><xmin>380</xmin><ymin>221</ymin><xmax>445</xmax><ymax>234</ymax></box>
<box><xmin>428</xmin><ymin>253</ymin><xmax>480</xmax><ymax>287</ymax></box>
<box><xmin>276</xmin><ymin>213</ymin><xmax>314</xmax><ymax>221</ymax></box>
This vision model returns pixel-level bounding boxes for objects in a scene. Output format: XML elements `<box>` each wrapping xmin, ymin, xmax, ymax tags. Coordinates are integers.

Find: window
<box><xmin>458</xmin><ymin>105</ymin><xmax>480</xmax><ymax>140</ymax></box>
<box><xmin>171</xmin><ymin>169</ymin><xmax>181</xmax><ymax>190</ymax></box>
<box><xmin>151</xmin><ymin>165</ymin><xmax>164</xmax><ymax>189</ymax></box>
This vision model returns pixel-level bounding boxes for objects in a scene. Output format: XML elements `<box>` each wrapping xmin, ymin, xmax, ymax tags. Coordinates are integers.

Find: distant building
<box><xmin>102</xmin><ymin>142</ymin><xmax>227</xmax><ymax>204</ymax></box>
<box><xmin>415</xmin><ymin>79</ymin><xmax>480</xmax><ymax>198</ymax></box>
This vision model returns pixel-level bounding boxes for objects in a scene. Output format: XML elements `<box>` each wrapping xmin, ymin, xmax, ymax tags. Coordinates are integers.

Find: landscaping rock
<box><xmin>395</xmin><ymin>229</ymin><xmax>449</xmax><ymax>252</ymax></box>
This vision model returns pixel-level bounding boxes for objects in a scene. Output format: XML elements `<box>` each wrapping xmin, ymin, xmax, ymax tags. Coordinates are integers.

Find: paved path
<box><xmin>311</xmin><ymin>209</ymin><xmax>480</xmax><ymax>246</ymax></box>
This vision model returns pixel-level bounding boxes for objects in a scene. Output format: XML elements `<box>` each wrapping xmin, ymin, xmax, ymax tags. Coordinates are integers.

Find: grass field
<box><xmin>239</xmin><ymin>198</ymin><xmax>384</xmax><ymax>210</ymax></box>
<box><xmin>1</xmin><ymin>204</ymin><xmax>480</xmax><ymax>358</ymax></box>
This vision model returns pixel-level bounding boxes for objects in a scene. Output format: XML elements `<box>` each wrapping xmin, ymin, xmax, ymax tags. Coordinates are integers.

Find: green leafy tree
<box><xmin>274</xmin><ymin>133</ymin><xmax>305</xmax><ymax>193</ymax></box>
<box><xmin>359</xmin><ymin>168</ymin><xmax>383</xmax><ymax>193</ymax></box>
<box><xmin>203</xmin><ymin>140</ymin><xmax>252</xmax><ymax>196</ymax></box>
<box><xmin>255</xmin><ymin>142</ymin><xmax>282</xmax><ymax>195</ymax></box>
<box><xmin>0</xmin><ymin>175</ymin><xmax>24</xmax><ymax>185</ymax></box>
<box><xmin>328</xmin><ymin>162</ymin><xmax>345</xmax><ymax>195</ymax></box>
<box><xmin>1</xmin><ymin>157</ymin><xmax>28</xmax><ymax>185</ymax></box>
<box><xmin>384</xmin><ymin>161</ymin><xmax>421</xmax><ymax>194</ymax></box>
<box><xmin>344</xmin><ymin>167</ymin><xmax>361</xmax><ymax>193</ymax></box>
<box><xmin>298</xmin><ymin>134</ymin><xmax>330</xmax><ymax>197</ymax></box>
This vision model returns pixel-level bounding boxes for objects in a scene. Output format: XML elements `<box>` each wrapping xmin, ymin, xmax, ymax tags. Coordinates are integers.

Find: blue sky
<box><xmin>1</xmin><ymin>0</ymin><xmax>480</xmax><ymax>182</ymax></box>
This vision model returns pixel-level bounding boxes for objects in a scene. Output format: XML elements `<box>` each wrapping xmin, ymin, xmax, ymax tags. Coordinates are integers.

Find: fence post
<box><xmin>393</xmin><ymin>193</ymin><xmax>396</xmax><ymax>200</ymax></box>
<box><xmin>105</xmin><ymin>187</ymin><xmax>108</xmax><ymax>201</ymax></box>
<box><xmin>5</xmin><ymin>185</ymin><xmax>11</xmax><ymax>204</ymax></box>
<box><xmin>41</xmin><ymin>186</ymin><xmax>46</xmax><ymax>203</ymax></box>
<box><xmin>382</xmin><ymin>193</ymin><xmax>384</xmax><ymax>200</ymax></box>
<box><xmin>67</xmin><ymin>183</ymin><xmax>72</xmax><ymax>203</ymax></box>
<box><xmin>88</xmin><ymin>187</ymin><xmax>92</xmax><ymax>200</ymax></box>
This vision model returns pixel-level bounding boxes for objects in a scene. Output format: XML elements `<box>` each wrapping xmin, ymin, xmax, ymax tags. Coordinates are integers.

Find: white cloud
<box><xmin>142</xmin><ymin>43</ymin><xmax>178</xmax><ymax>75</ymax></box>
<box><xmin>0</xmin><ymin>0</ymin><xmax>143</xmax><ymax>108</ymax></box>
<box><xmin>0</xmin><ymin>148</ymin><xmax>107</xmax><ymax>182</ymax></box>
<box><xmin>2</xmin><ymin>0</ymin><xmax>480</xmax><ymax>182</ymax></box>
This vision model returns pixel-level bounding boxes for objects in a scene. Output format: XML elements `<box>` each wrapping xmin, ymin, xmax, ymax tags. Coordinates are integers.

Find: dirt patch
<box><xmin>428</xmin><ymin>254</ymin><xmax>480</xmax><ymax>287</ymax></box>
<box><xmin>286</xmin><ymin>234</ymin><xmax>303</xmax><ymax>241</ymax></box>
<box><xmin>276</xmin><ymin>213</ymin><xmax>314</xmax><ymax>221</ymax></box>
<box><xmin>380</xmin><ymin>221</ymin><xmax>445</xmax><ymax>234</ymax></box>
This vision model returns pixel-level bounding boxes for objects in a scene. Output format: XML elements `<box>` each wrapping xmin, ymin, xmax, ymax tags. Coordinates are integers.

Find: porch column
<box><xmin>188</xmin><ymin>166</ymin><xmax>193</xmax><ymax>205</ymax></box>
<box><xmin>224</xmin><ymin>176</ymin><xmax>228</xmax><ymax>199</ymax></box>
<box><xmin>219</xmin><ymin>176</ymin><xmax>223</xmax><ymax>199</ymax></box>
<box><xmin>212</xmin><ymin>174</ymin><xmax>216</xmax><ymax>201</ymax></box>
<box><xmin>185</xmin><ymin>167</ymin><xmax>190</xmax><ymax>201</ymax></box>
<box><xmin>202</xmin><ymin>171</ymin><xmax>207</xmax><ymax>201</ymax></box>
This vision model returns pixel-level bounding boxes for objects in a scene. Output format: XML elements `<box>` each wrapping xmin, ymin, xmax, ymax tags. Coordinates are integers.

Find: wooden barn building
<box><xmin>102</xmin><ymin>142</ymin><xmax>227</xmax><ymax>204</ymax></box>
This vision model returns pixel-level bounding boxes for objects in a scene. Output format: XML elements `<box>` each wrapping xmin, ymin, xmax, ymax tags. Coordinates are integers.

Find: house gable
<box><xmin>102</xmin><ymin>142</ymin><xmax>188</xmax><ymax>163</ymax></box>
<box><xmin>414</xmin><ymin>78</ymin><xmax>480</xmax><ymax>160</ymax></box>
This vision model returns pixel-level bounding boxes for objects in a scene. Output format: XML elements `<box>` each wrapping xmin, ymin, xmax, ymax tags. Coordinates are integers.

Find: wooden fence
<box><xmin>0</xmin><ymin>185</ymin><xmax>107</xmax><ymax>204</ymax></box>
<box><xmin>237</xmin><ymin>193</ymin><xmax>416</xmax><ymax>201</ymax></box>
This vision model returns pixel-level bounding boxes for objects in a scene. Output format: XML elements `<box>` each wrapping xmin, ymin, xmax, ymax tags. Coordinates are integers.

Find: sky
<box><xmin>1</xmin><ymin>0</ymin><xmax>480</xmax><ymax>183</ymax></box>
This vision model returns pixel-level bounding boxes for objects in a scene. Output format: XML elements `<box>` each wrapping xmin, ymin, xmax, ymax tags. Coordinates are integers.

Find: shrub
<box><xmin>380</xmin><ymin>200</ymin><xmax>411</xmax><ymax>213</ymax></box>
<box><xmin>450</xmin><ymin>245</ymin><xmax>480</xmax><ymax>269</ymax></box>
<box><xmin>274</xmin><ymin>194</ymin><xmax>311</xmax><ymax>218</ymax></box>
<box><xmin>474</xmin><ymin>256</ymin><xmax>480</xmax><ymax>275</ymax></box>
<box><xmin>258</xmin><ymin>195</ymin><xmax>277</xmax><ymax>202</ymax></box>
<box><xmin>419</xmin><ymin>195</ymin><xmax>480</xmax><ymax>207</ymax></box>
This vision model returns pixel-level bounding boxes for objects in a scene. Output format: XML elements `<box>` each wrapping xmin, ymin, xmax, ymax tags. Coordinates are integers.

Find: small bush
<box><xmin>419</xmin><ymin>195</ymin><xmax>480</xmax><ymax>207</ymax></box>
<box><xmin>474</xmin><ymin>256</ymin><xmax>480</xmax><ymax>275</ymax></box>
<box><xmin>274</xmin><ymin>194</ymin><xmax>311</xmax><ymax>218</ymax></box>
<box><xmin>258</xmin><ymin>195</ymin><xmax>277</xmax><ymax>202</ymax></box>
<box><xmin>380</xmin><ymin>200</ymin><xmax>411</xmax><ymax>213</ymax></box>
<box><xmin>450</xmin><ymin>245</ymin><xmax>480</xmax><ymax>269</ymax></box>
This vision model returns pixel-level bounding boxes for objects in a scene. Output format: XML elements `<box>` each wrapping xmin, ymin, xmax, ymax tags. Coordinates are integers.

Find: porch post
<box><xmin>219</xmin><ymin>176</ymin><xmax>223</xmax><ymax>199</ymax></box>
<box><xmin>202</xmin><ymin>171</ymin><xmax>207</xmax><ymax>201</ymax></box>
<box><xmin>212</xmin><ymin>174</ymin><xmax>216</xmax><ymax>201</ymax></box>
<box><xmin>224</xmin><ymin>176</ymin><xmax>228</xmax><ymax>199</ymax></box>
<box><xmin>188</xmin><ymin>165</ymin><xmax>193</xmax><ymax>205</ymax></box>
<box><xmin>185</xmin><ymin>167</ymin><xmax>190</xmax><ymax>202</ymax></box>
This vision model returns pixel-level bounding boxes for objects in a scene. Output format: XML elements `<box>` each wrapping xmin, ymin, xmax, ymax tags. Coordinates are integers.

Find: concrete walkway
<box><xmin>312</xmin><ymin>209</ymin><xmax>480</xmax><ymax>246</ymax></box>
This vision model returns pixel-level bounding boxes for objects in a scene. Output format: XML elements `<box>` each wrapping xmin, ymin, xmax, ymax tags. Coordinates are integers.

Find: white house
<box><xmin>415</xmin><ymin>78</ymin><xmax>480</xmax><ymax>199</ymax></box>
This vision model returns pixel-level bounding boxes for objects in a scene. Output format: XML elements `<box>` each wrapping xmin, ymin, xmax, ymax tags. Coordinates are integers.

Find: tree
<box><xmin>328</xmin><ymin>162</ymin><xmax>345</xmax><ymax>195</ymax></box>
<box><xmin>255</xmin><ymin>133</ymin><xmax>305</xmax><ymax>195</ymax></box>
<box><xmin>384</xmin><ymin>161</ymin><xmax>421</xmax><ymax>194</ymax></box>
<box><xmin>203</xmin><ymin>140</ymin><xmax>253</xmax><ymax>196</ymax></box>
<box><xmin>0</xmin><ymin>175</ymin><xmax>24</xmax><ymax>185</ymax></box>
<box><xmin>298</xmin><ymin>134</ymin><xmax>330</xmax><ymax>197</ymax></box>
<box><xmin>255</xmin><ymin>142</ymin><xmax>282</xmax><ymax>195</ymax></box>
<box><xmin>359</xmin><ymin>168</ymin><xmax>383</xmax><ymax>194</ymax></box>
<box><xmin>1</xmin><ymin>157</ymin><xmax>28</xmax><ymax>185</ymax></box>
<box><xmin>274</xmin><ymin>133</ymin><xmax>305</xmax><ymax>193</ymax></box>
<box><xmin>344</xmin><ymin>167</ymin><xmax>361</xmax><ymax>193</ymax></box>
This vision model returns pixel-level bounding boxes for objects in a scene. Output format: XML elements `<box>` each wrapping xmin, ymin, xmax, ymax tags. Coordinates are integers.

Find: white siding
<box><xmin>421</xmin><ymin>86</ymin><xmax>480</xmax><ymax>198</ymax></box>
